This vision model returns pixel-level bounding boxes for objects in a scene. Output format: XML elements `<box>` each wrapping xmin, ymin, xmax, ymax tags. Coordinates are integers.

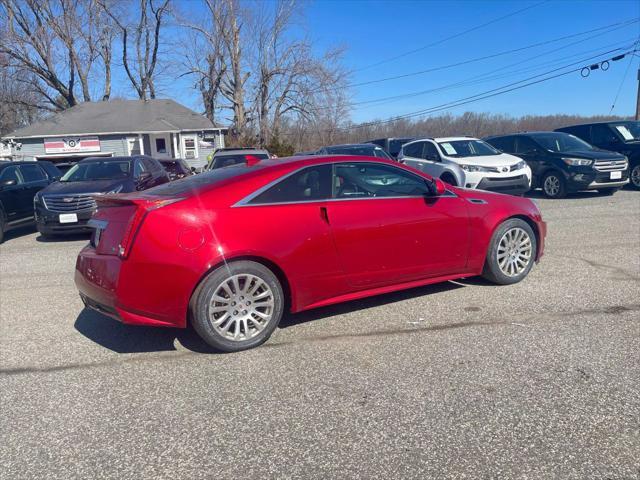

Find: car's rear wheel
<box><xmin>630</xmin><ymin>164</ymin><xmax>640</xmax><ymax>190</ymax></box>
<box><xmin>191</xmin><ymin>260</ymin><xmax>284</xmax><ymax>352</ymax></box>
<box><xmin>542</xmin><ymin>171</ymin><xmax>566</xmax><ymax>198</ymax></box>
<box><xmin>482</xmin><ymin>218</ymin><xmax>537</xmax><ymax>285</ymax></box>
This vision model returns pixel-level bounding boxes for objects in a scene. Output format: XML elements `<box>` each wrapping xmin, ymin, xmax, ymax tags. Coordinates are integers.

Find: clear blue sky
<box><xmin>170</xmin><ymin>0</ymin><xmax>640</xmax><ymax>124</ymax></box>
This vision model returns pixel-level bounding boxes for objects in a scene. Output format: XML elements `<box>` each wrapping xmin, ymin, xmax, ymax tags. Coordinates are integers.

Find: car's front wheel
<box><xmin>630</xmin><ymin>164</ymin><xmax>640</xmax><ymax>190</ymax></box>
<box><xmin>542</xmin><ymin>171</ymin><xmax>566</xmax><ymax>198</ymax></box>
<box><xmin>482</xmin><ymin>218</ymin><xmax>537</xmax><ymax>285</ymax></box>
<box><xmin>191</xmin><ymin>260</ymin><xmax>284</xmax><ymax>352</ymax></box>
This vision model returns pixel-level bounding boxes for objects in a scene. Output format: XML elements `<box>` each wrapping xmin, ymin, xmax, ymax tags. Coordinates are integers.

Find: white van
<box><xmin>398</xmin><ymin>137</ymin><xmax>532</xmax><ymax>195</ymax></box>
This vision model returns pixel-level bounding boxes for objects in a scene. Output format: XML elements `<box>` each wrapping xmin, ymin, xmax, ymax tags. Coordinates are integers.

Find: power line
<box><xmin>609</xmin><ymin>48</ymin><xmax>637</xmax><ymax>114</ymax></box>
<box><xmin>287</xmin><ymin>46</ymin><xmax>639</xmax><ymax>135</ymax></box>
<box><xmin>316</xmin><ymin>18</ymin><xmax>640</xmax><ymax>94</ymax></box>
<box><xmin>353</xmin><ymin>0</ymin><xmax>550</xmax><ymax>72</ymax></box>
<box><xmin>308</xmin><ymin>38</ymin><xmax>636</xmax><ymax>113</ymax></box>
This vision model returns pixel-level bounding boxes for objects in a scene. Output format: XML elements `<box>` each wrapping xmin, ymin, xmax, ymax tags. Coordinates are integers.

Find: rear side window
<box><xmin>402</xmin><ymin>142</ymin><xmax>423</xmax><ymax>158</ymax></box>
<box><xmin>18</xmin><ymin>164</ymin><xmax>47</xmax><ymax>183</ymax></box>
<box><xmin>143</xmin><ymin>157</ymin><xmax>161</xmax><ymax>172</ymax></box>
<box><xmin>590</xmin><ymin>125</ymin><xmax>617</xmax><ymax>145</ymax></box>
<box><xmin>423</xmin><ymin>142</ymin><xmax>440</xmax><ymax>160</ymax></box>
<box><xmin>249</xmin><ymin>165</ymin><xmax>332</xmax><ymax>204</ymax></box>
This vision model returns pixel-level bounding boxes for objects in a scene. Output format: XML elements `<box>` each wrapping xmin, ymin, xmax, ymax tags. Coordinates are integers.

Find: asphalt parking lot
<box><xmin>1</xmin><ymin>190</ymin><xmax>639</xmax><ymax>479</ymax></box>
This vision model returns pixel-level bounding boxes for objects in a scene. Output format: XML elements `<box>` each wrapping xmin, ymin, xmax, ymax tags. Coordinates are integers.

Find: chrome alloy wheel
<box><xmin>497</xmin><ymin>227</ymin><xmax>533</xmax><ymax>277</ymax></box>
<box><xmin>208</xmin><ymin>274</ymin><xmax>275</xmax><ymax>341</ymax></box>
<box><xmin>543</xmin><ymin>175</ymin><xmax>560</xmax><ymax>196</ymax></box>
<box><xmin>631</xmin><ymin>165</ymin><xmax>640</xmax><ymax>188</ymax></box>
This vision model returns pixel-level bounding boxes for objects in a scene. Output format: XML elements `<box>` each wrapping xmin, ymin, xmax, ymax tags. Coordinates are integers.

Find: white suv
<box><xmin>398</xmin><ymin>137</ymin><xmax>532</xmax><ymax>195</ymax></box>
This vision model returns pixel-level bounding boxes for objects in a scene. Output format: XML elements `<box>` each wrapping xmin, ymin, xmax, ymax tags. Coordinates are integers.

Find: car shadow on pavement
<box><xmin>74</xmin><ymin>308</ymin><xmax>217</xmax><ymax>354</ymax></box>
<box><xmin>280</xmin><ymin>281</ymin><xmax>465</xmax><ymax>329</ymax></box>
<box><xmin>524</xmin><ymin>190</ymin><xmax>609</xmax><ymax>200</ymax></box>
<box><xmin>1</xmin><ymin>224</ymin><xmax>38</xmax><ymax>242</ymax></box>
<box><xmin>36</xmin><ymin>233</ymin><xmax>91</xmax><ymax>243</ymax></box>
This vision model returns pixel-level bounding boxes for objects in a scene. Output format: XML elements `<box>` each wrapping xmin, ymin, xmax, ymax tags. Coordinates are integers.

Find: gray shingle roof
<box><xmin>5</xmin><ymin>99</ymin><xmax>225</xmax><ymax>138</ymax></box>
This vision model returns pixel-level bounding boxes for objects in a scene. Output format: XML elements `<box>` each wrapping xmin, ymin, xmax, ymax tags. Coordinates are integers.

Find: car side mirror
<box><xmin>0</xmin><ymin>178</ymin><xmax>17</xmax><ymax>189</ymax></box>
<box><xmin>427</xmin><ymin>178</ymin><xmax>446</xmax><ymax>196</ymax></box>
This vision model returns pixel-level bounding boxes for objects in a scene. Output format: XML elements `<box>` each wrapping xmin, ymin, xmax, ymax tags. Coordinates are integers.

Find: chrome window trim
<box><xmin>233</xmin><ymin>161</ymin><xmax>458</xmax><ymax>207</ymax></box>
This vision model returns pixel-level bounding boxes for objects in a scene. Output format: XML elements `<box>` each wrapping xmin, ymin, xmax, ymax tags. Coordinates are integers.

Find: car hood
<box><xmin>40</xmin><ymin>179</ymin><xmax>130</xmax><ymax>195</ymax></box>
<box><xmin>553</xmin><ymin>150</ymin><xmax>626</xmax><ymax>160</ymax></box>
<box><xmin>451</xmin><ymin>152</ymin><xmax>522</xmax><ymax>167</ymax></box>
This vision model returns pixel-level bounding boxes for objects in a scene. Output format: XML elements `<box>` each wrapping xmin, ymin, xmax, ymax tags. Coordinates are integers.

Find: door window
<box><xmin>0</xmin><ymin>166</ymin><xmax>22</xmax><ymax>184</ymax></box>
<box><xmin>334</xmin><ymin>163</ymin><xmax>429</xmax><ymax>198</ymax></box>
<box><xmin>18</xmin><ymin>164</ymin><xmax>47</xmax><ymax>183</ymax></box>
<box><xmin>402</xmin><ymin>142</ymin><xmax>423</xmax><ymax>158</ymax></box>
<box><xmin>423</xmin><ymin>142</ymin><xmax>440</xmax><ymax>161</ymax></box>
<box><xmin>249</xmin><ymin>165</ymin><xmax>332</xmax><ymax>204</ymax></box>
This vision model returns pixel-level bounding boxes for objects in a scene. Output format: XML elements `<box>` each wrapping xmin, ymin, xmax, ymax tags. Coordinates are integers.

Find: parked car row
<box><xmin>288</xmin><ymin>121</ymin><xmax>639</xmax><ymax>198</ymax></box>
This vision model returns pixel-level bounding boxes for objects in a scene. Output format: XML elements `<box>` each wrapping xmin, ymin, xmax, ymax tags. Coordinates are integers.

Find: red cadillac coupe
<box><xmin>75</xmin><ymin>156</ymin><xmax>546</xmax><ymax>352</ymax></box>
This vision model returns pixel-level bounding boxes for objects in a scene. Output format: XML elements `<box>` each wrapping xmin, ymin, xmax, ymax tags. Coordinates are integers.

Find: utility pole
<box><xmin>636</xmin><ymin>67</ymin><xmax>640</xmax><ymax>121</ymax></box>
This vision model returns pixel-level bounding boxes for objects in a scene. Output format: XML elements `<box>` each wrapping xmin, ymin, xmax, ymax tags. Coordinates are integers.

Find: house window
<box><xmin>155</xmin><ymin>138</ymin><xmax>167</xmax><ymax>153</ymax></box>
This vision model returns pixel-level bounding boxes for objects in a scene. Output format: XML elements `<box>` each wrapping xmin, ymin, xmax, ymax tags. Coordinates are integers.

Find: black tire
<box><xmin>482</xmin><ymin>218</ymin><xmax>537</xmax><ymax>285</ymax></box>
<box><xmin>629</xmin><ymin>164</ymin><xmax>640</xmax><ymax>190</ymax></box>
<box><xmin>440</xmin><ymin>173</ymin><xmax>457</xmax><ymax>186</ymax></box>
<box><xmin>541</xmin><ymin>171</ymin><xmax>566</xmax><ymax>198</ymax></box>
<box><xmin>190</xmin><ymin>260</ymin><xmax>284</xmax><ymax>352</ymax></box>
<box><xmin>598</xmin><ymin>188</ymin><xmax>619</xmax><ymax>196</ymax></box>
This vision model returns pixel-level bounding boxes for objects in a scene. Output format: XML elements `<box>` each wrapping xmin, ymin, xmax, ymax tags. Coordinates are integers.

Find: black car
<box><xmin>555</xmin><ymin>121</ymin><xmax>640</xmax><ymax>190</ymax></box>
<box><xmin>0</xmin><ymin>161</ymin><xmax>61</xmax><ymax>243</ymax></box>
<box><xmin>158</xmin><ymin>158</ymin><xmax>193</xmax><ymax>181</ymax></box>
<box><xmin>34</xmin><ymin>155</ymin><xmax>169</xmax><ymax>237</ymax></box>
<box><xmin>366</xmin><ymin>138</ymin><xmax>415</xmax><ymax>158</ymax></box>
<box><xmin>315</xmin><ymin>143</ymin><xmax>394</xmax><ymax>159</ymax></box>
<box><xmin>485</xmin><ymin>132</ymin><xmax>628</xmax><ymax>198</ymax></box>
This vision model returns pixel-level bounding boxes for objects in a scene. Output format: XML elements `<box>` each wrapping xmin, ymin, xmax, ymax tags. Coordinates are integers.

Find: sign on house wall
<box><xmin>44</xmin><ymin>137</ymin><xmax>101</xmax><ymax>154</ymax></box>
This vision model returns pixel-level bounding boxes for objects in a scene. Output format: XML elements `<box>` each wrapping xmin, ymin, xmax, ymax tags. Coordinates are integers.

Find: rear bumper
<box><xmin>74</xmin><ymin>246</ymin><xmax>180</xmax><ymax>328</ymax></box>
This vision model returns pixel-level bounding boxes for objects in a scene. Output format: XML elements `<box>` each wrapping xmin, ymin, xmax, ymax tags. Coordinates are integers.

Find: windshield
<box><xmin>532</xmin><ymin>133</ymin><xmax>595</xmax><ymax>152</ymax></box>
<box><xmin>611</xmin><ymin>122</ymin><xmax>640</xmax><ymax>142</ymax></box>
<box><xmin>60</xmin><ymin>161</ymin><xmax>130</xmax><ymax>182</ymax></box>
<box><xmin>436</xmin><ymin>139</ymin><xmax>499</xmax><ymax>157</ymax></box>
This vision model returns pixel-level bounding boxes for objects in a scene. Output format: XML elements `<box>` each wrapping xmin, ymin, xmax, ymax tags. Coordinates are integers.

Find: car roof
<box><xmin>151</xmin><ymin>155</ymin><xmax>403</xmax><ymax>197</ymax></box>
<box><xmin>558</xmin><ymin>120</ymin><xmax>638</xmax><ymax>128</ymax></box>
<box><xmin>79</xmin><ymin>156</ymin><xmax>142</xmax><ymax>163</ymax></box>
<box><xmin>322</xmin><ymin>143</ymin><xmax>380</xmax><ymax>149</ymax></box>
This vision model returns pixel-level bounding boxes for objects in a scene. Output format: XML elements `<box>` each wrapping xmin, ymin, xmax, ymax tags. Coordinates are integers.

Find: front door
<box><xmin>150</xmin><ymin>133</ymin><xmax>171</xmax><ymax>159</ymax></box>
<box><xmin>327</xmin><ymin>162</ymin><xmax>470</xmax><ymax>288</ymax></box>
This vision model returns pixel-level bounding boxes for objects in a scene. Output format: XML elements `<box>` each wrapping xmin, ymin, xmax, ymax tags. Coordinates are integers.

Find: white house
<box><xmin>1</xmin><ymin>99</ymin><xmax>227</xmax><ymax>169</ymax></box>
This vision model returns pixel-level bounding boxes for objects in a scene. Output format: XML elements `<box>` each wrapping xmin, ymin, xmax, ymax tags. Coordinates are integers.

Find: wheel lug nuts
<box><xmin>231</xmin><ymin>301</ymin><xmax>236</xmax><ymax>306</ymax></box>
<box><xmin>246</xmin><ymin>301</ymin><xmax>251</xmax><ymax>305</ymax></box>
<box><xmin>233</xmin><ymin>310</ymin><xmax>238</xmax><ymax>315</ymax></box>
<box><xmin>242</xmin><ymin>310</ymin><xmax>248</xmax><ymax>315</ymax></box>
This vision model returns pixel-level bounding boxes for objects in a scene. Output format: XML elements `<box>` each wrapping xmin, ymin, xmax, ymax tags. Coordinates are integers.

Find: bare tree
<box><xmin>0</xmin><ymin>0</ymin><xmax>114</xmax><ymax>111</ymax></box>
<box><xmin>100</xmin><ymin>0</ymin><xmax>170</xmax><ymax>100</ymax></box>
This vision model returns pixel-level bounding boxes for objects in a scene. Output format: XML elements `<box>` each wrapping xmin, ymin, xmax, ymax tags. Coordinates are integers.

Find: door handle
<box><xmin>320</xmin><ymin>206</ymin><xmax>330</xmax><ymax>224</ymax></box>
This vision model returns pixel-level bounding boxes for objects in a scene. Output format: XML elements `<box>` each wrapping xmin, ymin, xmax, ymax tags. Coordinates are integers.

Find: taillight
<box><xmin>117</xmin><ymin>198</ymin><xmax>183</xmax><ymax>259</ymax></box>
